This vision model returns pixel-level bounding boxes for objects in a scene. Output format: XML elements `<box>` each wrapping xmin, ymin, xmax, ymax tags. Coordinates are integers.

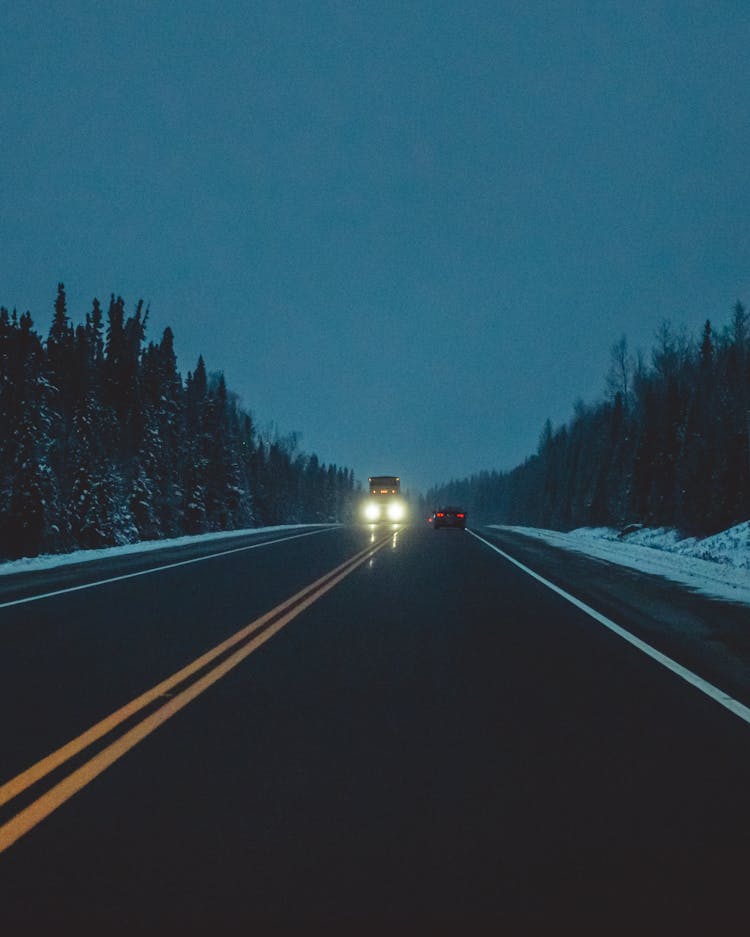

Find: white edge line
<box><xmin>0</xmin><ymin>528</ymin><xmax>336</xmax><ymax>611</ymax></box>
<box><xmin>468</xmin><ymin>529</ymin><xmax>750</xmax><ymax>727</ymax></box>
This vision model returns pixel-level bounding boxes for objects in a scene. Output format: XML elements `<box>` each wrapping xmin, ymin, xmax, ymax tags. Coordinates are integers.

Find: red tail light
<box><xmin>456</xmin><ymin>513</ymin><xmax>465</xmax><ymax>518</ymax></box>
<box><xmin>436</xmin><ymin>512</ymin><xmax>444</xmax><ymax>517</ymax></box>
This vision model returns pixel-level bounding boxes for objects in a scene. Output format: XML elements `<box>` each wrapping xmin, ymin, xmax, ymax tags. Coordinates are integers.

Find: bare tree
<box><xmin>605</xmin><ymin>334</ymin><xmax>633</xmax><ymax>410</ymax></box>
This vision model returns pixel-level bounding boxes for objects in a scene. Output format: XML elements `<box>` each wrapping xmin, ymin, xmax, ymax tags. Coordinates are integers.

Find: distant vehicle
<box><xmin>430</xmin><ymin>506</ymin><xmax>466</xmax><ymax>530</ymax></box>
<box><xmin>362</xmin><ymin>475</ymin><xmax>407</xmax><ymax>523</ymax></box>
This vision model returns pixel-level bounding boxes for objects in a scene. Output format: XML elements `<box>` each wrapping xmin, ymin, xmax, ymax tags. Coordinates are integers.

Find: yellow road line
<box><xmin>0</xmin><ymin>537</ymin><xmax>383</xmax><ymax>810</ymax></box>
<box><xmin>0</xmin><ymin>533</ymin><xmax>393</xmax><ymax>853</ymax></box>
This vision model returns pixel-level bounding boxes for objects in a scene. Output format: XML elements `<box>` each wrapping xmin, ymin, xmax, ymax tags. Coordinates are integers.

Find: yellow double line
<box><xmin>0</xmin><ymin>532</ymin><xmax>394</xmax><ymax>854</ymax></box>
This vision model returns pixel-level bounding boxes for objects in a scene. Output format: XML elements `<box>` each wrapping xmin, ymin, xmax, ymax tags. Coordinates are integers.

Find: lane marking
<box><xmin>469</xmin><ymin>529</ymin><xmax>750</xmax><ymax>727</ymax></box>
<box><xmin>0</xmin><ymin>534</ymin><xmax>384</xmax><ymax>809</ymax></box>
<box><xmin>0</xmin><ymin>528</ymin><xmax>335</xmax><ymax>611</ymax></box>
<box><xmin>0</xmin><ymin>531</ymin><xmax>395</xmax><ymax>853</ymax></box>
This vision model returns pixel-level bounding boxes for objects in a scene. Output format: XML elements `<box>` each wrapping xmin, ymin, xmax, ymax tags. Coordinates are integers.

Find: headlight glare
<box><xmin>364</xmin><ymin>502</ymin><xmax>380</xmax><ymax>521</ymax></box>
<box><xmin>387</xmin><ymin>502</ymin><xmax>405</xmax><ymax>521</ymax></box>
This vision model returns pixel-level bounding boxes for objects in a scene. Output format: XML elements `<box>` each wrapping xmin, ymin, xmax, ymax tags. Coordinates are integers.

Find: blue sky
<box><xmin>2</xmin><ymin>1</ymin><xmax>749</xmax><ymax>493</ymax></box>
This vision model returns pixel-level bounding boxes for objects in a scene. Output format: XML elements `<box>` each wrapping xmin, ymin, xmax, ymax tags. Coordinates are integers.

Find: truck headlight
<box><xmin>364</xmin><ymin>502</ymin><xmax>380</xmax><ymax>521</ymax></box>
<box><xmin>387</xmin><ymin>502</ymin><xmax>405</xmax><ymax>521</ymax></box>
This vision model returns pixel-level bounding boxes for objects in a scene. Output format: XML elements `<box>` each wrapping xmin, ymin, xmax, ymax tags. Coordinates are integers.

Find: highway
<box><xmin>1</xmin><ymin>522</ymin><xmax>749</xmax><ymax>932</ymax></box>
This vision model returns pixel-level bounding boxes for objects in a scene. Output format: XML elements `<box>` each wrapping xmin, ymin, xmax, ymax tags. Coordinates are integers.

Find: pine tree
<box><xmin>0</xmin><ymin>285</ymin><xmax>359</xmax><ymax>554</ymax></box>
<box><xmin>2</xmin><ymin>308</ymin><xmax>65</xmax><ymax>557</ymax></box>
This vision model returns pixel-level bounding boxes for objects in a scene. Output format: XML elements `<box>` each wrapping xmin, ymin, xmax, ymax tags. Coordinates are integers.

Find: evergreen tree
<box><xmin>2</xmin><ymin>310</ymin><xmax>64</xmax><ymax>557</ymax></box>
<box><xmin>0</xmin><ymin>284</ymin><xmax>357</xmax><ymax>556</ymax></box>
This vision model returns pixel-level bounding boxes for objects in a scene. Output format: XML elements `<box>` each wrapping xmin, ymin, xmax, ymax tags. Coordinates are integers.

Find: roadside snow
<box><xmin>0</xmin><ymin>525</ymin><xmax>335</xmax><ymax>578</ymax></box>
<box><xmin>490</xmin><ymin>522</ymin><xmax>750</xmax><ymax>607</ymax></box>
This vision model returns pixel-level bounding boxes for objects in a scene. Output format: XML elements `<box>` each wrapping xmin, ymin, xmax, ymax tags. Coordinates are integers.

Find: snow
<box><xmin>0</xmin><ymin>525</ymin><xmax>335</xmax><ymax>577</ymax></box>
<box><xmin>489</xmin><ymin>521</ymin><xmax>750</xmax><ymax>607</ymax></box>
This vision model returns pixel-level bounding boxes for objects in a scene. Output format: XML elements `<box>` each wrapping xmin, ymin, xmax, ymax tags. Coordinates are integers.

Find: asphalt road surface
<box><xmin>1</xmin><ymin>523</ymin><xmax>749</xmax><ymax>933</ymax></box>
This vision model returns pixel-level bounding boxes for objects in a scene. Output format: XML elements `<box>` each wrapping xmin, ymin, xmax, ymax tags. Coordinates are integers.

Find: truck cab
<box><xmin>362</xmin><ymin>475</ymin><xmax>407</xmax><ymax>523</ymax></box>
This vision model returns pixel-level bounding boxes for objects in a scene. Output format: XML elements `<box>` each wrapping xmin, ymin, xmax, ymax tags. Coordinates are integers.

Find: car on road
<box><xmin>430</xmin><ymin>507</ymin><xmax>467</xmax><ymax>530</ymax></box>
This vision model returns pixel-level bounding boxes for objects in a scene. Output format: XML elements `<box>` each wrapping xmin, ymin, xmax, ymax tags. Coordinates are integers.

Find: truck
<box><xmin>361</xmin><ymin>475</ymin><xmax>407</xmax><ymax>523</ymax></box>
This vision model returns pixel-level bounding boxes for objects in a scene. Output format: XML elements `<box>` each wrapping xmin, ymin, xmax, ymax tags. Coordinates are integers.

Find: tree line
<box><xmin>426</xmin><ymin>302</ymin><xmax>750</xmax><ymax>536</ymax></box>
<box><xmin>0</xmin><ymin>284</ymin><xmax>356</xmax><ymax>559</ymax></box>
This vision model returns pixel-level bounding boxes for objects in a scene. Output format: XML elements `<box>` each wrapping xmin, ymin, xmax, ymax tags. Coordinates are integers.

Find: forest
<box><xmin>0</xmin><ymin>284</ymin><xmax>356</xmax><ymax>559</ymax></box>
<box><xmin>426</xmin><ymin>302</ymin><xmax>750</xmax><ymax>537</ymax></box>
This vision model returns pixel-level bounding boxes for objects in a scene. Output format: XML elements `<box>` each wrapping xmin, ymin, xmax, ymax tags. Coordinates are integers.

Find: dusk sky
<box><xmin>3</xmin><ymin>1</ymin><xmax>749</xmax><ymax>494</ymax></box>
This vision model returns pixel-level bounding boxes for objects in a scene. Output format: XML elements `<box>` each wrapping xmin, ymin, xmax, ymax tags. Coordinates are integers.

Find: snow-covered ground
<box><xmin>490</xmin><ymin>521</ymin><xmax>750</xmax><ymax>608</ymax></box>
<box><xmin>0</xmin><ymin>525</ymin><xmax>334</xmax><ymax>577</ymax></box>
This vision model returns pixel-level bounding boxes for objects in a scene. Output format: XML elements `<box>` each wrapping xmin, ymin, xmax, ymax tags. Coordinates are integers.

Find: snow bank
<box><xmin>490</xmin><ymin>521</ymin><xmax>750</xmax><ymax>607</ymax></box>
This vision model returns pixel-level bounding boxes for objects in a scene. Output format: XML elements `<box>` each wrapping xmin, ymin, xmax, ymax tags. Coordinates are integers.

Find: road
<box><xmin>1</xmin><ymin>523</ymin><xmax>749</xmax><ymax>932</ymax></box>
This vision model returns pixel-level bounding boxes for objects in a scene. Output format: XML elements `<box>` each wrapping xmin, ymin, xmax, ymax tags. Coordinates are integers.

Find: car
<box><xmin>430</xmin><ymin>506</ymin><xmax>466</xmax><ymax>530</ymax></box>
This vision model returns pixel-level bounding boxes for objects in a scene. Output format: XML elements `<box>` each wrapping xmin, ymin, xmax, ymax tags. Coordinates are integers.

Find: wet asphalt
<box><xmin>2</xmin><ymin>523</ymin><xmax>749</xmax><ymax>933</ymax></box>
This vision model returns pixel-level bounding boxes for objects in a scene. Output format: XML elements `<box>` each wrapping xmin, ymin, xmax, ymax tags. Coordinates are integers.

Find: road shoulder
<box><xmin>476</xmin><ymin>525</ymin><xmax>750</xmax><ymax>709</ymax></box>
